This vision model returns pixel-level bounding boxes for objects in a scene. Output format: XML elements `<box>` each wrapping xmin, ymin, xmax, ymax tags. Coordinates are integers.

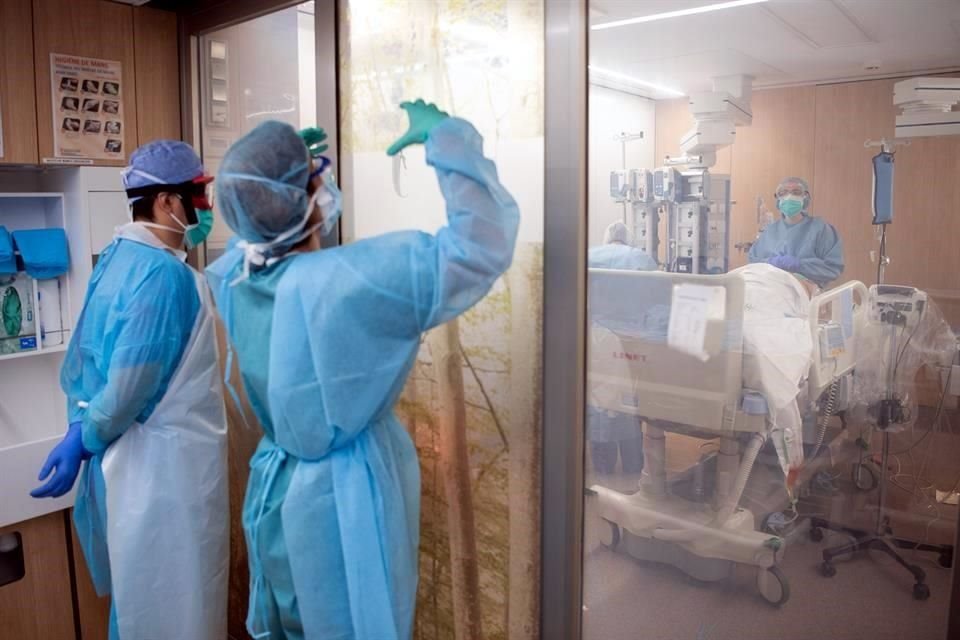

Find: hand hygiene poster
<box><xmin>49</xmin><ymin>53</ymin><xmax>124</xmax><ymax>163</ymax></box>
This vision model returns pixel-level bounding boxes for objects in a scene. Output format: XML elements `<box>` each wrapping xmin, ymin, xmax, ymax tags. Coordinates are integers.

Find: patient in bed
<box><xmin>734</xmin><ymin>262</ymin><xmax>814</xmax><ymax>487</ymax></box>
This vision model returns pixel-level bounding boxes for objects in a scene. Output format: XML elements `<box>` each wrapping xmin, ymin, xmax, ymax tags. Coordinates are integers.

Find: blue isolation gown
<box><xmin>588</xmin><ymin>243</ymin><xmax>658</xmax><ymax>271</ymax></box>
<box><xmin>747</xmin><ymin>214</ymin><xmax>844</xmax><ymax>288</ymax></box>
<box><xmin>64</xmin><ymin>224</ymin><xmax>201</xmax><ymax>638</ymax></box>
<box><xmin>207</xmin><ymin>118</ymin><xmax>520</xmax><ymax>640</ymax></box>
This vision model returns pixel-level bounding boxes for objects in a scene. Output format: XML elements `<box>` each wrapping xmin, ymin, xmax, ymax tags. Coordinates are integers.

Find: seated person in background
<box><xmin>748</xmin><ymin>176</ymin><xmax>844</xmax><ymax>289</ymax></box>
<box><xmin>588</xmin><ymin>221</ymin><xmax>657</xmax><ymax>476</ymax></box>
<box><xmin>589</xmin><ymin>221</ymin><xmax>658</xmax><ymax>271</ymax></box>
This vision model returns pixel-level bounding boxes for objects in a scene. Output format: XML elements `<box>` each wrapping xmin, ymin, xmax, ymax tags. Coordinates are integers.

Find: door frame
<box><xmin>540</xmin><ymin>1</ymin><xmax>589</xmax><ymax>639</ymax></box>
<box><xmin>177</xmin><ymin>0</ymin><xmax>341</xmax><ymax>259</ymax></box>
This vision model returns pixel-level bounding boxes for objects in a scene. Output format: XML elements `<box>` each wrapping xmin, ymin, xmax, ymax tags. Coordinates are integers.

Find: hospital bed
<box><xmin>585</xmin><ymin>268</ymin><xmax>867</xmax><ymax>606</ymax></box>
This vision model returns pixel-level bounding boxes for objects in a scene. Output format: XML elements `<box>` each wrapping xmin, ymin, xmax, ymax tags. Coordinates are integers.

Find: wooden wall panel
<box><xmin>0</xmin><ymin>512</ymin><xmax>76</xmax><ymax>640</ymax></box>
<box><xmin>0</xmin><ymin>0</ymin><xmax>39</xmax><ymax>164</ymax></box>
<box><xmin>729</xmin><ymin>86</ymin><xmax>817</xmax><ymax>269</ymax></box>
<box><xmin>70</xmin><ymin>512</ymin><xmax>111</xmax><ymax>640</ymax></box>
<box><xmin>32</xmin><ymin>0</ymin><xmax>138</xmax><ymax>165</ymax></box>
<box><xmin>813</xmin><ymin>77</ymin><xmax>960</xmax><ymax>323</ymax></box>
<box><xmin>812</xmin><ymin>79</ymin><xmax>897</xmax><ymax>291</ymax></box>
<box><xmin>133</xmin><ymin>6</ymin><xmax>181</xmax><ymax>144</ymax></box>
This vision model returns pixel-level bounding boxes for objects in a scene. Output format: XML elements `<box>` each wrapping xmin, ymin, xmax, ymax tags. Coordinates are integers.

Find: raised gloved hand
<box><xmin>386</xmin><ymin>99</ymin><xmax>450</xmax><ymax>157</ymax></box>
<box><xmin>31</xmin><ymin>422</ymin><xmax>91</xmax><ymax>499</ymax></box>
<box><xmin>769</xmin><ymin>254</ymin><xmax>801</xmax><ymax>272</ymax></box>
<box><xmin>299</xmin><ymin>127</ymin><xmax>329</xmax><ymax>157</ymax></box>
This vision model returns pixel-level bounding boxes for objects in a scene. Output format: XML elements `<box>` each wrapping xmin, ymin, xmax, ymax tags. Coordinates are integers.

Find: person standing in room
<box><xmin>206</xmin><ymin>100</ymin><xmax>519</xmax><ymax>640</ymax></box>
<box><xmin>30</xmin><ymin>141</ymin><xmax>229</xmax><ymax>640</ymax></box>
<box><xmin>748</xmin><ymin>176</ymin><xmax>844</xmax><ymax>289</ymax></box>
<box><xmin>587</xmin><ymin>220</ymin><xmax>655</xmax><ymax>476</ymax></box>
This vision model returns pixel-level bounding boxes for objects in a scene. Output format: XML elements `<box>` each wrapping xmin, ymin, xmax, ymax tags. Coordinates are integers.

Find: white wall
<box><xmin>588</xmin><ymin>84</ymin><xmax>656</xmax><ymax>247</ymax></box>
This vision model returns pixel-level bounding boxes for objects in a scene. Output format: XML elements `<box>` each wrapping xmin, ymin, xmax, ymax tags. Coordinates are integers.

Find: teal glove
<box><xmin>386</xmin><ymin>99</ymin><xmax>450</xmax><ymax>157</ymax></box>
<box><xmin>299</xmin><ymin>127</ymin><xmax>329</xmax><ymax>156</ymax></box>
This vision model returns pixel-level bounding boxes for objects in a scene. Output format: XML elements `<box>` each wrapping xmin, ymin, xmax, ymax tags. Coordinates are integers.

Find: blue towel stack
<box><xmin>0</xmin><ymin>227</ymin><xmax>15</xmax><ymax>274</ymax></box>
<box><xmin>12</xmin><ymin>228</ymin><xmax>70</xmax><ymax>279</ymax></box>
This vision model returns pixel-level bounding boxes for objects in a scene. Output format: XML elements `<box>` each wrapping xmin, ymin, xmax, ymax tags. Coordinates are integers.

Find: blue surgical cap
<box><xmin>217</xmin><ymin>120</ymin><xmax>311</xmax><ymax>247</ymax></box>
<box><xmin>604</xmin><ymin>221</ymin><xmax>631</xmax><ymax>245</ymax></box>
<box><xmin>123</xmin><ymin>140</ymin><xmax>204</xmax><ymax>189</ymax></box>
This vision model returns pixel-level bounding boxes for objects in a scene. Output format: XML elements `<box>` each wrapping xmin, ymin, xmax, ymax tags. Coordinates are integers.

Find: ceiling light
<box><xmin>592</xmin><ymin>0</ymin><xmax>768</xmax><ymax>31</ymax></box>
<box><xmin>589</xmin><ymin>66</ymin><xmax>684</xmax><ymax>97</ymax></box>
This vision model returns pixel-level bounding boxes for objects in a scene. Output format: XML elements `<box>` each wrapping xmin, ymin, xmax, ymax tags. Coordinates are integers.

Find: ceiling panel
<box><xmin>764</xmin><ymin>0</ymin><xmax>873</xmax><ymax>48</ymax></box>
<box><xmin>589</xmin><ymin>0</ymin><xmax>960</xmax><ymax>95</ymax></box>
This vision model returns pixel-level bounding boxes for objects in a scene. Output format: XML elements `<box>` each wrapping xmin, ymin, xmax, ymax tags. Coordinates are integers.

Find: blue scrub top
<box><xmin>748</xmin><ymin>214</ymin><xmax>844</xmax><ymax>287</ymax></box>
<box><xmin>589</xmin><ymin>243</ymin><xmax>658</xmax><ymax>271</ymax></box>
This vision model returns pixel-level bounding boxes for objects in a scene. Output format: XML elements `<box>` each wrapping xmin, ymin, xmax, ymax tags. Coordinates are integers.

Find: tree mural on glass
<box><xmin>339</xmin><ymin>2</ymin><xmax>544</xmax><ymax>638</ymax></box>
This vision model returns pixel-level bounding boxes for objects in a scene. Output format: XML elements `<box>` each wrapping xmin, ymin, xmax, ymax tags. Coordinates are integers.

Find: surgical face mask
<box><xmin>315</xmin><ymin>177</ymin><xmax>342</xmax><ymax>237</ymax></box>
<box><xmin>139</xmin><ymin>197</ymin><xmax>214</xmax><ymax>249</ymax></box>
<box><xmin>307</xmin><ymin>156</ymin><xmax>342</xmax><ymax>237</ymax></box>
<box><xmin>186</xmin><ymin>209</ymin><xmax>215</xmax><ymax>249</ymax></box>
<box><xmin>778</xmin><ymin>195</ymin><xmax>804</xmax><ymax>218</ymax></box>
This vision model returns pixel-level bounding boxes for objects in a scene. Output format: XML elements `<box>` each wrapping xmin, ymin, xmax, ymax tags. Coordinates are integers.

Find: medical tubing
<box><xmin>811</xmin><ymin>379</ymin><xmax>840</xmax><ymax>460</ymax></box>
<box><xmin>718</xmin><ymin>433</ymin><xmax>764</xmax><ymax>524</ymax></box>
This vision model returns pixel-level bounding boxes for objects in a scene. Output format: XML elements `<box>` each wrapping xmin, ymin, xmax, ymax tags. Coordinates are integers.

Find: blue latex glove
<box><xmin>769</xmin><ymin>253</ymin><xmax>801</xmax><ymax>272</ymax></box>
<box><xmin>31</xmin><ymin>422</ymin><xmax>91</xmax><ymax>498</ymax></box>
<box><xmin>386</xmin><ymin>99</ymin><xmax>450</xmax><ymax>156</ymax></box>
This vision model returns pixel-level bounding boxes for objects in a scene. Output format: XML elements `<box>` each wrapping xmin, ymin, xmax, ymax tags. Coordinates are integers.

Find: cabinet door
<box><xmin>32</xmin><ymin>0</ymin><xmax>138</xmax><ymax>166</ymax></box>
<box><xmin>134</xmin><ymin>7</ymin><xmax>181</xmax><ymax>144</ymax></box>
<box><xmin>0</xmin><ymin>512</ymin><xmax>76</xmax><ymax>639</ymax></box>
<box><xmin>0</xmin><ymin>0</ymin><xmax>39</xmax><ymax>164</ymax></box>
<box><xmin>69</xmin><ymin>511</ymin><xmax>111</xmax><ymax>640</ymax></box>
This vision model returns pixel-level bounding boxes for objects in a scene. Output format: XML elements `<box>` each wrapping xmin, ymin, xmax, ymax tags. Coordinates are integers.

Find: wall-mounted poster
<box><xmin>48</xmin><ymin>53</ymin><xmax>124</xmax><ymax>163</ymax></box>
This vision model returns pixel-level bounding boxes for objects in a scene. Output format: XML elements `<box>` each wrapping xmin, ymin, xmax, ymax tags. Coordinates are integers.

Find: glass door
<box><xmin>194</xmin><ymin>1</ymin><xmax>328</xmax><ymax>264</ymax></box>
<box><xmin>577</xmin><ymin>2</ymin><xmax>960</xmax><ymax>639</ymax></box>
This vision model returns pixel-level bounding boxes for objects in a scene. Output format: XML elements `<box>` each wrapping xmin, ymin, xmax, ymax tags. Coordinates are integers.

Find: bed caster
<box><xmin>938</xmin><ymin>550</ymin><xmax>953</xmax><ymax>569</ymax></box>
<box><xmin>809</xmin><ymin>527</ymin><xmax>824</xmax><ymax>543</ymax></box>
<box><xmin>853</xmin><ymin>463</ymin><xmax>878</xmax><ymax>491</ymax></box>
<box><xmin>913</xmin><ymin>583</ymin><xmax>930</xmax><ymax>601</ymax></box>
<box><xmin>819</xmin><ymin>561</ymin><xmax>836</xmax><ymax>578</ymax></box>
<box><xmin>599</xmin><ymin>519</ymin><xmax>620</xmax><ymax>551</ymax></box>
<box><xmin>757</xmin><ymin>566</ymin><xmax>790</xmax><ymax>607</ymax></box>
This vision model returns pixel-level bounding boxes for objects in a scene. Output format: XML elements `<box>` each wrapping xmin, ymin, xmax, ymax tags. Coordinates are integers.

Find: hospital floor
<box><xmin>582</xmin><ymin>434</ymin><xmax>955</xmax><ymax>640</ymax></box>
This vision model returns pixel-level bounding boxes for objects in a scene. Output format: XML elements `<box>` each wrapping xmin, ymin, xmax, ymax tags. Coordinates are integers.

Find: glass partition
<box><xmin>582</xmin><ymin>2</ymin><xmax>960</xmax><ymax>638</ymax></box>
<box><xmin>339</xmin><ymin>2</ymin><xmax>545</xmax><ymax>639</ymax></box>
<box><xmin>197</xmin><ymin>1</ymin><xmax>317</xmax><ymax>262</ymax></box>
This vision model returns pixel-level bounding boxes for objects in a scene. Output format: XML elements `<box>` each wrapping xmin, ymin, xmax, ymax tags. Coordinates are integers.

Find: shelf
<box><xmin>0</xmin><ymin>342</ymin><xmax>68</xmax><ymax>362</ymax></box>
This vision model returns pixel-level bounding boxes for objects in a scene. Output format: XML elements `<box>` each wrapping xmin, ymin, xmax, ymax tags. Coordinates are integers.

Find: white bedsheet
<box><xmin>734</xmin><ymin>263</ymin><xmax>813</xmax><ymax>477</ymax></box>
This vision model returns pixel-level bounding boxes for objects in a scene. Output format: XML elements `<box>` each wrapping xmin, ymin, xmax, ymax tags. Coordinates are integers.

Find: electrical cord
<box><xmin>875</xmin><ymin>226</ymin><xmax>885</xmax><ymax>285</ymax></box>
<box><xmin>891</xmin><ymin>363</ymin><xmax>951</xmax><ymax>455</ymax></box>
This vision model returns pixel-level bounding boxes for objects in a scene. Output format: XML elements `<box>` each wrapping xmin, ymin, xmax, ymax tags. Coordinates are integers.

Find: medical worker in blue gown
<box><xmin>31</xmin><ymin>141</ymin><xmax>229</xmax><ymax>640</ymax></box>
<box><xmin>206</xmin><ymin>99</ymin><xmax>519</xmax><ymax>640</ymax></box>
<box><xmin>748</xmin><ymin>176</ymin><xmax>844</xmax><ymax>289</ymax></box>
<box><xmin>587</xmin><ymin>221</ymin><xmax>656</xmax><ymax>475</ymax></box>
<box><xmin>588</xmin><ymin>220</ymin><xmax>658</xmax><ymax>271</ymax></box>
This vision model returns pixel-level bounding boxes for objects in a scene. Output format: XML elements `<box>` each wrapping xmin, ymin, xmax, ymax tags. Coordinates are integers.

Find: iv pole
<box><xmin>614</xmin><ymin>132</ymin><xmax>645</xmax><ymax>223</ymax></box>
<box><xmin>811</xmin><ymin>135</ymin><xmax>952</xmax><ymax>600</ymax></box>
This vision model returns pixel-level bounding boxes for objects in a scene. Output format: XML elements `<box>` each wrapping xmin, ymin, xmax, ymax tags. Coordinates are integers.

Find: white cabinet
<box><xmin>0</xmin><ymin>167</ymin><xmax>125</xmax><ymax>527</ymax></box>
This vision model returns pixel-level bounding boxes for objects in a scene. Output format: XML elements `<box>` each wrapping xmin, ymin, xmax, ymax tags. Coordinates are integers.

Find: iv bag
<box><xmin>872</xmin><ymin>151</ymin><xmax>894</xmax><ymax>225</ymax></box>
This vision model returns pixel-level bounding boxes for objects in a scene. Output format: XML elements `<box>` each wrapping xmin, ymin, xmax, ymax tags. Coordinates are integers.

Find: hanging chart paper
<box><xmin>48</xmin><ymin>53</ymin><xmax>124</xmax><ymax>164</ymax></box>
<box><xmin>668</xmin><ymin>283</ymin><xmax>724</xmax><ymax>361</ymax></box>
